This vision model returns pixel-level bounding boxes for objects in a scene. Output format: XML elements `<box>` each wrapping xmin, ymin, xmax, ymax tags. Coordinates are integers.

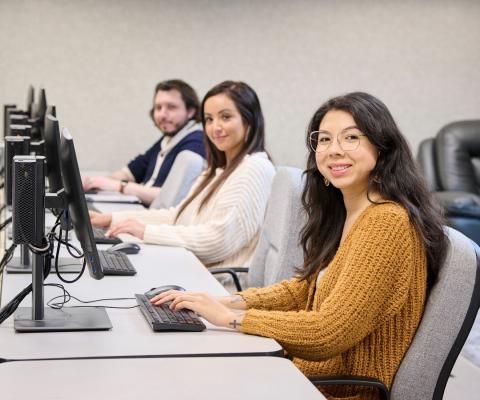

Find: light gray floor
<box><xmin>445</xmin><ymin>355</ymin><xmax>480</xmax><ymax>398</ymax></box>
<box><xmin>445</xmin><ymin>311</ymin><xmax>480</xmax><ymax>398</ymax></box>
<box><xmin>462</xmin><ymin>311</ymin><xmax>480</xmax><ymax>367</ymax></box>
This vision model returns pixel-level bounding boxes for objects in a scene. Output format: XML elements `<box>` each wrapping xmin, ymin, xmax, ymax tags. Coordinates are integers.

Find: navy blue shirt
<box><xmin>127</xmin><ymin>129</ymin><xmax>205</xmax><ymax>187</ymax></box>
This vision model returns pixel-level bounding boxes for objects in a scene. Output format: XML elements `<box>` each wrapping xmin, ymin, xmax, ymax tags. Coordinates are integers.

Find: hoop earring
<box><xmin>373</xmin><ymin>174</ymin><xmax>381</xmax><ymax>184</ymax></box>
<box><xmin>324</xmin><ymin>177</ymin><xmax>330</xmax><ymax>187</ymax></box>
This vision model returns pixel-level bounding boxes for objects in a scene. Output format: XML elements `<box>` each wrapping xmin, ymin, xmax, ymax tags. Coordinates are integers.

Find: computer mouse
<box><xmin>108</xmin><ymin>242</ymin><xmax>141</xmax><ymax>255</ymax></box>
<box><xmin>144</xmin><ymin>285</ymin><xmax>186</xmax><ymax>299</ymax></box>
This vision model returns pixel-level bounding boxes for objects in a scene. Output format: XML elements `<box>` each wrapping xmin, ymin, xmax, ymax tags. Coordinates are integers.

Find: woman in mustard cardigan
<box><xmin>151</xmin><ymin>92</ymin><xmax>447</xmax><ymax>399</ymax></box>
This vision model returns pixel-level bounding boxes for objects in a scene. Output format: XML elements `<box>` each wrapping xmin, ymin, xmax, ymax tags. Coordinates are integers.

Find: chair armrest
<box><xmin>209</xmin><ymin>267</ymin><xmax>249</xmax><ymax>291</ymax></box>
<box><xmin>308</xmin><ymin>375</ymin><xmax>389</xmax><ymax>400</ymax></box>
<box><xmin>434</xmin><ymin>191</ymin><xmax>480</xmax><ymax>218</ymax></box>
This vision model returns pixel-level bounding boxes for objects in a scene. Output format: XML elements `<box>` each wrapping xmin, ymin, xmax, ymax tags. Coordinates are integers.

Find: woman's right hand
<box><xmin>89</xmin><ymin>211</ymin><xmax>112</xmax><ymax>227</ymax></box>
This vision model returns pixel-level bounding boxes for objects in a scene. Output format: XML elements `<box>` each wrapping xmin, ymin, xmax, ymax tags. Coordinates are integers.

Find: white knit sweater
<box><xmin>111</xmin><ymin>152</ymin><xmax>275</xmax><ymax>269</ymax></box>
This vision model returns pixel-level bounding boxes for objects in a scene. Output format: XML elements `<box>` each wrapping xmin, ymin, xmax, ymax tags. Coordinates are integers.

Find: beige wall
<box><xmin>1</xmin><ymin>0</ymin><xmax>479</xmax><ymax>170</ymax></box>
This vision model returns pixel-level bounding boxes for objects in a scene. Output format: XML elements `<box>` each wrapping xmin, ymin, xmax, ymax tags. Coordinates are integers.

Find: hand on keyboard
<box><xmin>150</xmin><ymin>290</ymin><xmax>240</xmax><ymax>328</ymax></box>
<box><xmin>106</xmin><ymin>219</ymin><xmax>145</xmax><ymax>240</ymax></box>
<box><xmin>89</xmin><ymin>211</ymin><xmax>112</xmax><ymax>228</ymax></box>
<box><xmin>136</xmin><ymin>294</ymin><xmax>206</xmax><ymax>332</ymax></box>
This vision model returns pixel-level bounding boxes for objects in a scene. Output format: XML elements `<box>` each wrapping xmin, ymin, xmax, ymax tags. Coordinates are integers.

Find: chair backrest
<box><xmin>417</xmin><ymin>137</ymin><xmax>440</xmax><ymax>192</ymax></box>
<box><xmin>390</xmin><ymin>227</ymin><xmax>480</xmax><ymax>400</ymax></box>
<box><xmin>150</xmin><ymin>150</ymin><xmax>205</xmax><ymax>209</ymax></box>
<box><xmin>247</xmin><ymin>166</ymin><xmax>306</xmax><ymax>288</ymax></box>
<box><xmin>435</xmin><ymin>120</ymin><xmax>480</xmax><ymax>194</ymax></box>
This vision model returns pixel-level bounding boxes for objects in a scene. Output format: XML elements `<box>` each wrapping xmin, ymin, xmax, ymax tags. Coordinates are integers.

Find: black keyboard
<box><xmin>135</xmin><ymin>294</ymin><xmax>206</xmax><ymax>332</ymax></box>
<box><xmin>98</xmin><ymin>250</ymin><xmax>137</xmax><ymax>276</ymax></box>
<box><xmin>92</xmin><ymin>227</ymin><xmax>122</xmax><ymax>245</ymax></box>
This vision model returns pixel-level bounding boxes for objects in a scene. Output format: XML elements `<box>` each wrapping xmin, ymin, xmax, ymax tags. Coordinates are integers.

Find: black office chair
<box><xmin>417</xmin><ymin>120</ymin><xmax>480</xmax><ymax>244</ymax></box>
<box><xmin>309</xmin><ymin>227</ymin><xmax>480</xmax><ymax>400</ymax></box>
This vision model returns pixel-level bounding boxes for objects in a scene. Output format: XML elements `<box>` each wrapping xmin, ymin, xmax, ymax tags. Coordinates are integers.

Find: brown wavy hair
<box><xmin>175</xmin><ymin>81</ymin><xmax>270</xmax><ymax>220</ymax></box>
<box><xmin>298</xmin><ymin>92</ymin><xmax>446</xmax><ymax>288</ymax></box>
<box><xmin>149</xmin><ymin>79</ymin><xmax>201</xmax><ymax>123</ymax></box>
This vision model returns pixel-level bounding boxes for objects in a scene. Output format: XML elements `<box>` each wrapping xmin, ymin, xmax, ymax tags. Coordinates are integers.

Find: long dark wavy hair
<box><xmin>175</xmin><ymin>81</ymin><xmax>270</xmax><ymax>220</ymax></box>
<box><xmin>298</xmin><ymin>92</ymin><xmax>446</xmax><ymax>288</ymax></box>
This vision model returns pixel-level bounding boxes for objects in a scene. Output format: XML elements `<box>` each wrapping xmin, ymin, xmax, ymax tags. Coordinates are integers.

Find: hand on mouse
<box><xmin>89</xmin><ymin>211</ymin><xmax>112</xmax><ymax>227</ymax></box>
<box><xmin>106</xmin><ymin>219</ymin><xmax>145</xmax><ymax>239</ymax></box>
<box><xmin>150</xmin><ymin>290</ymin><xmax>245</xmax><ymax>329</ymax></box>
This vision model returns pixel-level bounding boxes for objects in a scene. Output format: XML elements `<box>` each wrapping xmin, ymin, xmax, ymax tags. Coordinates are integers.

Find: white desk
<box><xmin>0</xmin><ymin>245</ymin><xmax>282</xmax><ymax>360</ymax></box>
<box><xmin>0</xmin><ymin>357</ymin><xmax>325</xmax><ymax>400</ymax></box>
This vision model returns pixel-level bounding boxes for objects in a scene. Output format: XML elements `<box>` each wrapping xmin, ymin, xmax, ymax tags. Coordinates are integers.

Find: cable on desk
<box><xmin>45</xmin><ymin>283</ymin><xmax>138</xmax><ymax>310</ymax></box>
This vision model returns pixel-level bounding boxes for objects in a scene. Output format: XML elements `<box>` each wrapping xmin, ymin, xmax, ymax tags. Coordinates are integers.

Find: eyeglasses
<box><xmin>308</xmin><ymin>129</ymin><xmax>367</xmax><ymax>152</ymax></box>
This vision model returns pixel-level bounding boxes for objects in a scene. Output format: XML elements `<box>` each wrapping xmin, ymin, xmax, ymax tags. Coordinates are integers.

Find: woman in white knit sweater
<box><xmin>90</xmin><ymin>81</ymin><xmax>275</xmax><ymax>269</ymax></box>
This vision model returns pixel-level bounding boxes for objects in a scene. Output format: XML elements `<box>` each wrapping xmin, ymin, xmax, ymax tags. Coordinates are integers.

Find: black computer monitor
<box><xmin>31</xmin><ymin>88</ymin><xmax>47</xmax><ymax>119</ymax></box>
<box><xmin>59</xmin><ymin>128</ymin><xmax>104</xmax><ymax>280</ymax></box>
<box><xmin>46</xmin><ymin>104</ymin><xmax>56</xmax><ymax>118</ymax></box>
<box><xmin>3</xmin><ymin>104</ymin><xmax>16</xmax><ymax>137</ymax></box>
<box><xmin>43</xmin><ymin>115</ymin><xmax>63</xmax><ymax>193</ymax></box>
<box><xmin>26</xmin><ymin>85</ymin><xmax>35</xmax><ymax>116</ymax></box>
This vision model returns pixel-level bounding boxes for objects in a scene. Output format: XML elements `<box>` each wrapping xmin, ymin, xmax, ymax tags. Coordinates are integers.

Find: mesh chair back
<box><xmin>248</xmin><ymin>167</ymin><xmax>306</xmax><ymax>288</ymax></box>
<box><xmin>391</xmin><ymin>227</ymin><xmax>480</xmax><ymax>400</ymax></box>
<box><xmin>150</xmin><ymin>150</ymin><xmax>205</xmax><ymax>209</ymax></box>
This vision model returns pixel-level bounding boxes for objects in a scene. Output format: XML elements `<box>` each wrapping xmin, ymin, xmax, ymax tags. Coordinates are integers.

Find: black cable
<box><xmin>0</xmin><ymin>204</ymin><xmax>6</xmax><ymax>213</ymax></box>
<box><xmin>0</xmin><ymin>243</ymin><xmax>51</xmax><ymax>325</ymax></box>
<box><xmin>0</xmin><ymin>206</ymin><xmax>59</xmax><ymax>325</ymax></box>
<box><xmin>52</xmin><ymin>210</ymin><xmax>86</xmax><ymax>284</ymax></box>
<box><xmin>0</xmin><ymin>216</ymin><xmax>12</xmax><ymax>231</ymax></box>
<box><xmin>45</xmin><ymin>283</ymin><xmax>137</xmax><ymax>310</ymax></box>
<box><xmin>0</xmin><ymin>243</ymin><xmax>17</xmax><ymax>275</ymax></box>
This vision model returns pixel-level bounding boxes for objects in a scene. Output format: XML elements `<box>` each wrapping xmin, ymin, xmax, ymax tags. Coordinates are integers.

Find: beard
<box><xmin>156</xmin><ymin>119</ymin><xmax>189</xmax><ymax>137</ymax></box>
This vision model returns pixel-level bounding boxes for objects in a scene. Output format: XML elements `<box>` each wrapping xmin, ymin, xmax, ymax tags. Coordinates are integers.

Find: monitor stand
<box><xmin>6</xmin><ymin>243</ymin><xmax>83</xmax><ymax>273</ymax></box>
<box><xmin>14</xmin><ymin>250</ymin><xmax>112</xmax><ymax>332</ymax></box>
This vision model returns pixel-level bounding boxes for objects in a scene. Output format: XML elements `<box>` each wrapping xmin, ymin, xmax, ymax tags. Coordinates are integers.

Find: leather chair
<box><xmin>417</xmin><ymin>120</ymin><xmax>480</xmax><ymax>245</ymax></box>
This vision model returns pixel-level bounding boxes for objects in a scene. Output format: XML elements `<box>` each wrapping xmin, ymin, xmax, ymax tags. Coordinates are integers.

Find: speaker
<box><xmin>4</xmin><ymin>136</ymin><xmax>30</xmax><ymax>206</ymax></box>
<box><xmin>12</xmin><ymin>156</ymin><xmax>45</xmax><ymax>247</ymax></box>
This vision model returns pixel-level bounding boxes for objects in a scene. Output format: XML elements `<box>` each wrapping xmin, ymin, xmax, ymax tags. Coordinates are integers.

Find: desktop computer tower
<box><xmin>4</xmin><ymin>135</ymin><xmax>30</xmax><ymax>207</ymax></box>
<box><xmin>12</xmin><ymin>156</ymin><xmax>45</xmax><ymax>247</ymax></box>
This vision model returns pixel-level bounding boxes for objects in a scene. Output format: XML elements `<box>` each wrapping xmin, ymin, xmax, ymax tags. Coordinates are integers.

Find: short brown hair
<box><xmin>149</xmin><ymin>79</ymin><xmax>201</xmax><ymax>122</ymax></box>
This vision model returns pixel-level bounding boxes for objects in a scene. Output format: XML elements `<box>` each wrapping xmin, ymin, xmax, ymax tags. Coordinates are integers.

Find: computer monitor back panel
<box><xmin>43</xmin><ymin>115</ymin><xmax>63</xmax><ymax>193</ymax></box>
<box><xmin>59</xmin><ymin>128</ymin><xmax>103</xmax><ymax>280</ymax></box>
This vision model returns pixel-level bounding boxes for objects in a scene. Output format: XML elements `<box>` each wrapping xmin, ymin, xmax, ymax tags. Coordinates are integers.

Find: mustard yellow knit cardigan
<box><xmin>240</xmin><ymin>203</ymin><xmax>427</xmax><ymax>400</ymax></box>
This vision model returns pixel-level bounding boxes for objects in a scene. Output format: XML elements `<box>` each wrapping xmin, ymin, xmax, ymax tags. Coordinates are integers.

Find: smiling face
<box><xmin>315</xmin><ymin>109</ymin><xmax>378</xmax><ymax>195</ymax></box>
<box><xmin>152</xmin><ymin>89</ymin><xmax>195</xmax><ymax>136</ymax></box>
<box><xmin>203</xmin><ymin>93</ymin><xmax>248</xmax><ymax>164</ymax></box>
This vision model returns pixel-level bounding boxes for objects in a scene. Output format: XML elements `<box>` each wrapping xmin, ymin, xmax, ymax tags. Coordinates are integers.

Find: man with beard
<box><xmin>83</xmin><ymin>80</ymin><xmax>206</xmax><ymax>205</ymax></box>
